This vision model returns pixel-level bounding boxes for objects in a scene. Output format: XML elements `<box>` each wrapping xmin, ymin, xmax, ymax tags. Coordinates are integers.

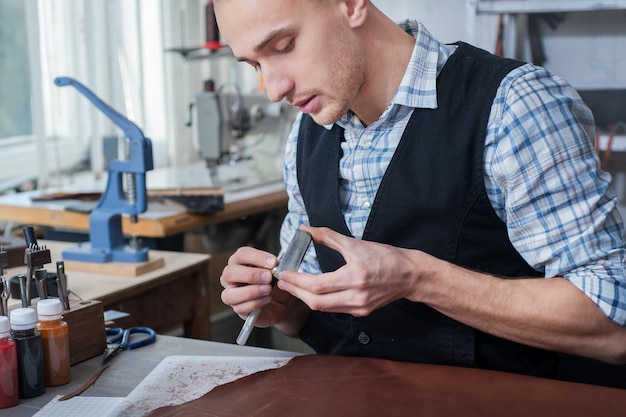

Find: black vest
<box><xmin>295</xmin><ymin>42</ymin><xmax>559</xmax><ymax>378</ymax></box>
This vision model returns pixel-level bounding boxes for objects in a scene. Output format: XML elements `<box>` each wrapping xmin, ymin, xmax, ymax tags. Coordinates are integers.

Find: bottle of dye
<box><xmin>10</xmin><ymin>308</ymin><xmax>45</xmax><ymax>398</ymax></box>
<box><xmin>36</xmin><ymin>299</ymin><xmax>71</xmax><ymax>386</ymax></box>
<box><xmin>0</xmin><ymin>316</ymin><xmax>18</xmax><ymax>408</ymax></box>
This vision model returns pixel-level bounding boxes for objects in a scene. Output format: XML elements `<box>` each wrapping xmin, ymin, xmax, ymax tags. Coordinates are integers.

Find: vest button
<box><xmin>357</xmin><ymin>332</ymin><xmax>370</xmax><ymax>345</ymax></box>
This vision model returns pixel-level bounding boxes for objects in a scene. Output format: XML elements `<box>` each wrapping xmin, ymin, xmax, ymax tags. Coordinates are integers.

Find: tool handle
<box><xmin>236</xmin><ymin>308</ymin><xmax>261</xmax><ymax>346</ymax></box>
<box><xmin>54</xmin><ymin>77</ymin><xmax>145</xmax><ymax>141</ymax></box>
<box><xmin>34</xmin><ymin>268</ymin><xmax>48</xmax><ymax>300</ymax></box>
<box><xmin>0</xmin><ymin>247</ymin><xmax>7</xmax><ymax>271</ymax></box>
<box><xmin>0</xmin><ymin>276</ymin><xmax>8</xmax><ymax>316</ymax></box>
<box><xmin>56</xmin><ymin>261</ymin><xmax>70</xmax><ymax>310</ymax></box>
<box><xmin>23</xmin><ymin>226</ymin><xmax>37</xmax><ymax>247</ymax></box>
<box><xmin>125</xmin><ymin>327</ymin><xmax>157</xmax><ymax>349</ymax></box>
<box><xmin>18</xmin><ymin>274</ymin><xmax>28</xmax><ymax>308</ymax></box>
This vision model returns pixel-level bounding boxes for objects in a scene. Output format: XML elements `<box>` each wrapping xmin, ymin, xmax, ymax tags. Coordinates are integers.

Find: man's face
<box><xmin>215</xmin><ymin>0</ymin><xmax>367</xmax><ymax>126</ymax></box>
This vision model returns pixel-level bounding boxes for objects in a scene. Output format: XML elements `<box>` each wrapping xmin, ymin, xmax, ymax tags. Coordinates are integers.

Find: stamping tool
<box><xmin>236</xmin><ymin>229</ymin><xmax>312</xmax><ymax>346</ymax></box>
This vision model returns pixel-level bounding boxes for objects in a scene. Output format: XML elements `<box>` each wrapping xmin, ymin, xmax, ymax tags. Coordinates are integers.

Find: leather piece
<box><xmin>143</xmin><ymin>354</ymin><xmax>626</xmax><ymax>417</ymax></box>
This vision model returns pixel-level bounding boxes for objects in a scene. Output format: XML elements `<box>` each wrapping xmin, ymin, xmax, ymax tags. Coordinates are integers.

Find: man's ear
<box><xmin>343</xmin><ymin>0</ymin><xmax>368</xmax><ymax>28</ymax></box>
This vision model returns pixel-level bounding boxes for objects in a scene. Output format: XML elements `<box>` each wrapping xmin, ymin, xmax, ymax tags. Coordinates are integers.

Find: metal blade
<box><xmin>272</xmin><ymin>229</ymin><xmax>312</xmax><ymax>277</ymax></box>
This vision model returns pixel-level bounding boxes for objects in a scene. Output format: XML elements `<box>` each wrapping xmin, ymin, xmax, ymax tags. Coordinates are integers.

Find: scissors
<box><xmin>102</xmin><ymin>326</ymin><xmax>157</xmax><ymax>365</ymax></box>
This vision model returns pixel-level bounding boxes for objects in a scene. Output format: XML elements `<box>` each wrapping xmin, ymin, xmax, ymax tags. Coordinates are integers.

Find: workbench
<box><xmin>5</xmin><ymin>335</ymin><xmax>626</xmax><ymax>417</ymax></box>
<box><xmin>6</xmin><ymin>241</ymin><xmax>212</xmax><ymax>340</ymax></box>
<box><xmin>0</xmin><ymin>180</ymin><xmax>287</xmax><ymax>238</ymax></box>
<box><xmin>4</xmin><ymin>335</ymin><xmax>298</xmax><ymax>417</ymax></box>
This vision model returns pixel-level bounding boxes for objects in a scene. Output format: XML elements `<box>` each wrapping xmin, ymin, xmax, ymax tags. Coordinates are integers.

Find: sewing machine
<box><xmin>191</xmin><ymin>83</ymin><xmax>296</xmax><ymax>187</ymax></box>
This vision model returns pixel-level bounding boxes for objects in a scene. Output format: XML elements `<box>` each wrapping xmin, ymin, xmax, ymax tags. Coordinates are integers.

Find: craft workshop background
<box><xmin>0</xmin><ymin>0</ymin><xmax>624</xmax><ymax>352</ymax></box>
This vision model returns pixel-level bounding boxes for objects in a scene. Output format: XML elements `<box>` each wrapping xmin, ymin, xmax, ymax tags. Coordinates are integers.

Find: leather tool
<box><xmin>236</xmin><ymin>229</ymin><xmax>312</xmax><ymax>345</ymax></box>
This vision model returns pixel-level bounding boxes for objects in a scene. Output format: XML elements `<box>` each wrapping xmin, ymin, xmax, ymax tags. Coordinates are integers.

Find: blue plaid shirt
<box><xmin>280</xmin><ymin>20</ymin><xmax>626</xmax><ymax>326</ymax></box>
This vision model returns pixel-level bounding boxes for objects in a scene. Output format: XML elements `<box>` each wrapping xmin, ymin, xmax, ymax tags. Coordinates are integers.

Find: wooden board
<box><xmin>64</xmin><ymin>256</ymin><xmax>165</xmax><ymax>277</ymax></box>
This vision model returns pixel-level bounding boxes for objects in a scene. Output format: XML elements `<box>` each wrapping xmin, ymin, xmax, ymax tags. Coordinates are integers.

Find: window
<box><xmin>0</xmin><ymin>0</ymin><xmax>256</xmax><ymax>193</ymax></box>
<box><xmin>0</xmin><ymin>0</ymin><xmax>172</xmax><ymax>192</ymax></box>
<box><xmin>0</xmin><ymin>1</ymin><xmax>32</xmax><ymax>141</ymax></box>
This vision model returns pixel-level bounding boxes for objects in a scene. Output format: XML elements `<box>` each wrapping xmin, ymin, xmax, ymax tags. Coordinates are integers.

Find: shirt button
<box><xmin>361</xmin><ymin>201</ymin><xmax>371</xmax><ymax>210</ymax></box>
<box><xmin>363</xmin><ymin>140</ymin><xmax>372</xmax><ymax>148</ymax></box>
<box><xmin>357</xmin><ymin>332</ymin><xmax>370</xmax><ymax>345</ymax></box>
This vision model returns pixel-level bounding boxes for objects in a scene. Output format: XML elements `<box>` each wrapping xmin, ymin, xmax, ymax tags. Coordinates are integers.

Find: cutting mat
<box><xmin>112</xmin><ymin>355</ymin><xmax>294</xmax><ymax>417</ymax></box>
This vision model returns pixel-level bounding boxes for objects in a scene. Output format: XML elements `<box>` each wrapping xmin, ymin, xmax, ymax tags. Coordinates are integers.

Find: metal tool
<box><xmin>0</xmin><ymin>277</ymin><xmax>8</xmax><ymax>317</ymax></box>
<box><xmin>102</xmin><ymin>326</ymin><xmax>157</xmax><ymax>365</ymax></box>
<box><xmin>17</xmin><ymin>274</ymin><xmax>28</xmax><ymax>308</ymax></box>
<box><xmin>22</xmin><ymin>226</ymin><xmax>51</xmax><ymax>305</ymax></box>
<box><xmin>0</xmin><ymin>247</ymin><xmax>9</xmax><ymax>316</ymax></box>
<box><xmin>34</xmin><ymin>267</ymin><xmax>49</xmax><ymax>301</ymax></box>
<box><xmin>56</xmin><ymin>261</ymin><xmax>70</xmax><ymax>310</ymax></box>
<box><xmin>236</xmin><ymin>229</ymin><xmax>312</xmax><ymax>346</ymax></box>
<box><xmin>54</xmin><ymin>76</ymin><xmax>154</xmax><ymax>263</ymax></box>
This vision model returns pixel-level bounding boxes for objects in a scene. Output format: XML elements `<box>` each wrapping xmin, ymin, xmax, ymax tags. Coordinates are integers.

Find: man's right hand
<box><xmin>220</xmin><ymin>246</ymin><xmax>293</xmax><ymax>328</ymax></box>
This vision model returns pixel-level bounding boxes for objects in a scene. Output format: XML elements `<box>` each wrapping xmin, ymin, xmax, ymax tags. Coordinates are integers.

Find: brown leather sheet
<box><xmin>144</xmin><ymin>354</ymin><xmax>626</xmax><ymax>417</ymax></box>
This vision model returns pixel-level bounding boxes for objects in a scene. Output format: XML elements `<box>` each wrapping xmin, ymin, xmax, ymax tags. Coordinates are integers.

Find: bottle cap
<box><xmin>10</xmin><ymin>307</ymin><xmax>37</xmax><ymax>330</ymax></box>
<box><xmin>0</xmin><ymin>316</ymin><xmax>10</xmax><ymax>338</ymax></box>
<box><xmin>37</xmin><ymin>298</ymin><xmax>63</xmax><ymax>321</ymax></box>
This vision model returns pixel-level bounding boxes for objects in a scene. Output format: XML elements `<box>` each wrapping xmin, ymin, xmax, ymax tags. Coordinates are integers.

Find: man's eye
<box><xmin>276</xmin><ymin>39</ymin><xmax>294</xmax><ymax>54</ymax></box>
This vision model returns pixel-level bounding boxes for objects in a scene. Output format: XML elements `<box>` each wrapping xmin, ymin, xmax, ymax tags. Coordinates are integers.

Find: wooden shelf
<box><xmin>476</xmin><ymin>0</ymin><xmax>626</xmax><ymax>14</ymax></box>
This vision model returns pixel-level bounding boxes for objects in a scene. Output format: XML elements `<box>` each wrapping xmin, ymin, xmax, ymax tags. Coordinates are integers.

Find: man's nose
<box><xmin>261</xmin><ymin>67</ymin><xmax>293</xmax><ymax>103</ymax></box>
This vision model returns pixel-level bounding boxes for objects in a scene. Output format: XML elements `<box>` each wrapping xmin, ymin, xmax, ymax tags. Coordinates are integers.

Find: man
<box><xmin>216</xmin><ymin>0</ymin><xmax>626</xmax><ymax>380</ymax></box>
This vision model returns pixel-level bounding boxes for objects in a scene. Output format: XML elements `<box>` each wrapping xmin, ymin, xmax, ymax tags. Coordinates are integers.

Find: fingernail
<box><xmin>266</xmin><ymin>256</ymin><xmax>275</xmax><ymax>267</ymax></box>
<box><xmin>261</xmin><ymin>270</ymin><xmax>272</xmax><ymax>282</ymax></box>
<box><xmin>259</xmin><ymin>284</ymin><xmax>272</xmax><ymax>295</ymax></box>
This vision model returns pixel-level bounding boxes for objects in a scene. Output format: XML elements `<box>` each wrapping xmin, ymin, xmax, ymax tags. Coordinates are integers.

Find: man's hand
<box><xmin>276</xmin><ymin>225</ymin><xmax>424</xmax><ymax>316</ymax></box>
<box><xmin>220</xmin><ymin>246</ymin><xmax>287</xmax><ymax>327</ymax></box>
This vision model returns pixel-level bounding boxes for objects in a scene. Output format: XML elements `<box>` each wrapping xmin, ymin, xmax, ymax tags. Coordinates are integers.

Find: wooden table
<box><xmin>2</xmin><ymin>335</ymin><xmax>298</xmax><ymax>417</ymax></box>
<box><xmin>0</xmin><ymin>182</ymin><xmax>288</xmax><ymax>238</ymax></box>
<box><xmin>6</xmin><ymin>240</ymin><xmax>212</xmax><ymax>340</ymax></box>
<box><xmin>4</xmin><ymin>335</ymin><xmax>626</xmax><ymax>417</ymax></box>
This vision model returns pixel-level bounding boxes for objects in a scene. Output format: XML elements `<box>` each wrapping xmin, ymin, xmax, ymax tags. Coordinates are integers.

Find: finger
<box><xmin>300</xmin><ymin>225</ymin><xmax>357</xmax><ymax>263</ymax></box>
<box><xmin>220</xmin><ymin>265</ymin><xmax>274</xmax><ymax>288</ymax></box>
<box><xmin>221</xmin><ymin>282</ymin><xmax>273</xmax><ymax>311</ymax></box>
<box><xmin>277</xmin><ymin>268</ymin><xmax>357</xmax><ymax>302</ymax></box>
<box><xmin>278</xmin><ymin>269</ymin><xmax>336</xmax><ymax>294</ymax></box>
<box><xmin>276</xmin><ymin>277</ymin><xmax>353</xmax><ymax>314</ymax></box>
<box><xmin>228</xmin><ymin>246</ymin><xmax>278</xmax><ymax>269</ymax></box>
<box><xmin>229</xmin><ymin>295</ymin><xmax>273</xmax><ymax>318</ymax></box>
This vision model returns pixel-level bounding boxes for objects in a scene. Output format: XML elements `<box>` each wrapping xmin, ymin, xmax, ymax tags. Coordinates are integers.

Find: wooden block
<box><xmin>0</xmin><ymin>235</ymin><xmax>27</xmax><ymax>268</ymax></box>
<box><xmin>64</xmin><ymin>256</ymin><xmax>165</xmax><ymax>276</ymax></box>
<box><xmin>62</xmin><ymin>299</ymin><xmax>106</xmax><ymax>365</ymax></box>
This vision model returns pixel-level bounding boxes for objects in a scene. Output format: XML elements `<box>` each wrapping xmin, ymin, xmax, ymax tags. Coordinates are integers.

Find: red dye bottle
<box><xmin>0</xmin><ymin>315</ymin><xmax>19</xmax><ymax>408</ymax></box>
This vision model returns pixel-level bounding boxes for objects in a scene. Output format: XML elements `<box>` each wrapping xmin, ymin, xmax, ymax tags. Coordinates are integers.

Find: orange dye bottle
<box><xmin>36</xmin><ymin>299</ymin><xmax>71</xmax><ymax>386</ymax></box>
<box><xmin>0</xmin><ymin>316</ymin><xmax>18</xmax><ymax>408</ymax></box>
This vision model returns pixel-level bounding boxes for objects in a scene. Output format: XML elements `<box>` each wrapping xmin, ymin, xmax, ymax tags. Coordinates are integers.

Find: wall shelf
<box><xmin>476</xmin><ymin>0</ymin><xmax>626</xmax><ymax>14</ymax></box>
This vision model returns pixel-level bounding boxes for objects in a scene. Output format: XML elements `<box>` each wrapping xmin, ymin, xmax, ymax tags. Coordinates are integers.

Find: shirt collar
<box><xmin>328</xmin><ymin>20</ymin><xmax>451</xmax><ymax>131</ymax></box>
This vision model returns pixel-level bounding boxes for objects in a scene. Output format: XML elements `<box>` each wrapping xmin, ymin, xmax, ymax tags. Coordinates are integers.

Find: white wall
<box><xmin>373</xmin><ymin>0</ymin><xmax>471</xmax><ymax>43</ymax></box>
<box><xmin>374</xmin><ymin>2</ymin><xmax>626</xmax><ymax>91</ymax></box>
<box><xmin>373</xmin><ymin>0</ymin><xmax>501</xmax><ymax>53</ymax></box>
<box><xmin>522</xmin><ymin>11</ymin><xmax>626</xmax><ymax>90</ymax></box>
